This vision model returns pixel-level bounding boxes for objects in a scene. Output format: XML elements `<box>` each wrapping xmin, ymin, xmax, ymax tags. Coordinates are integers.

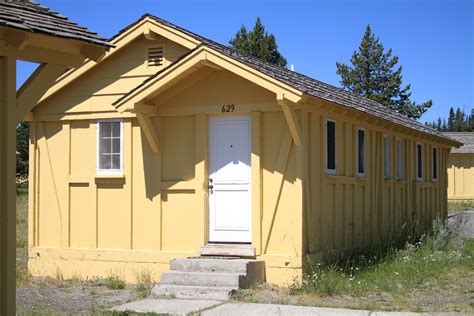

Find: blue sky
<box><xmin>18</xmin><ymin>0</ymin><xmax>473</xmax><ymax>123</ymax></box>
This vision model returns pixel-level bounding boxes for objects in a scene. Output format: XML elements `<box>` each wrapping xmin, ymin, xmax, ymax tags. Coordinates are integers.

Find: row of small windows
<box><xmin>326</xmin><ymin>120</ymin><xmax>439</xmax><ymax>181</ymax></box>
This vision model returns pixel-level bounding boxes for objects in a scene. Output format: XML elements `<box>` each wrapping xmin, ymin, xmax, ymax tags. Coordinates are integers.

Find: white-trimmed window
<box><xmin>383</xmin><ymin>135</ymin><xmax>391</xmax><ymax>179</ymax></box>
<box><xmin>432</xmin><ymin>146</ymin><xmax>438</xmax><ymax>181</ymax></box>
<box><xmin>417</xmin><ymin>143</ymin><xmax>423</xmax><ymax>181</ymax></box>
<box><xmin>326</xmin><ymin>119</ymin><xmax>336</xmax><ymax>174</ymax></box>
<box><xmin>357</xmin><ymin>128</ymin><xmax>365</xmax><ymax>177</ymax></box>
<box><xmin>396</xmin><ymin>138</ymin><xmax>404</xmax><ymax>180</ymax></box>
<box><xmin>97</xmin><ymin>120</ymin><xmax>123</xmax><ymax>174</ymax></box>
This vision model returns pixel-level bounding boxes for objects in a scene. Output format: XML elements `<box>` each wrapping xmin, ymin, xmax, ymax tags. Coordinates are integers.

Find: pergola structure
<box><xmin>0</xmin><ymin>1</ymin><xmax>111</xmax><ymax>314</ymax></box>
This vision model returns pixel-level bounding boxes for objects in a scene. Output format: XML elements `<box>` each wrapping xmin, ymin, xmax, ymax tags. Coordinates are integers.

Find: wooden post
<box><xmin>0</xmin><ymin>53</ymin><xmax>17</xmax><ymax>315</ymax></box>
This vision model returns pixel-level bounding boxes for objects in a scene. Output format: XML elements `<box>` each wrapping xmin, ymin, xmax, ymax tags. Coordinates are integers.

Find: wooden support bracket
<box><xmin>132</xmin><ymin>103</ymin><xmax>158</xmax><ymax>116</ymax></box>
<box><xmin>136</xmin><ymin>113</ymin><xmax>160</xmax><ymax>154</ymax></box>
<box><xmin>81</xmin><ymin>44</ymin><xmax>106</xmax><ymax>62</ymax></box>
<box><xmin>278</xmin><ymin>96</ymin><xmax>302</xmax><ymax>146</ymax></box>
<box><xmin>3</xmin><ymin>29</ymin><xmax>29</xmax><ymax>49</ymax></box>
<box><xmin>144</xmin><ymin>29</ymin><xmax>160</xmax><ymax>41</ymax></box>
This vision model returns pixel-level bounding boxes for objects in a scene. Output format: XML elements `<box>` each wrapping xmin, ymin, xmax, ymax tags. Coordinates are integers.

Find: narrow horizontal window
<box><xmin>97</xmin><ymin>120</ymin><xmax>123</xmax><ymax>174</ymax></box>
<box><xmin>384</xmin><ymin>135</ymin><xmax>391</xmax><ymax>179</ymax></box>
<box><xmin>326</xmin><ymin>120</ymin><xmax>336</xmax><ymax>174</ymax></box>
<box><xmin>396</xmin><ymin>138</ymin><xmax>404</xmax><ymax>180</ymax></box>
<box><xmin>432</xmin><ymin>147</ymin><xmax>438</xmax><ymax>180</ymax></box>
<box><xmin>417</xmin><ymin>143</ymin><xmax>423</xmax><ymax>180</ymax></box>
<box><xmin>357</xmin><ymin>128</ymin><xmax>365</xmax><ymax>176</ymax></box>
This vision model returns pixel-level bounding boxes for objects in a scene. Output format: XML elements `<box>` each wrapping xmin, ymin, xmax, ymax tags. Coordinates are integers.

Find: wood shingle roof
<box><xmin>114</xmin><ymin>14</ymin><xmax>461</xmax><ymax>147</ymax></box>
<box><xmin>0</xmin><ymin>0</ymin><xmax>112</xmax><ymax>47</ymax></box>
<box><xmin>444</xmin><ymin>133</ymin><xmax>474</xmax><ymax>153</ymax></box>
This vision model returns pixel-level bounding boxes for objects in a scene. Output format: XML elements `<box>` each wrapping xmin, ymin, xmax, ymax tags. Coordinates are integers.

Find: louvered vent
<box><xmin>148</xmin><ymin>47</ymin><xmax>164</xmax><ymax>66</ymax></box>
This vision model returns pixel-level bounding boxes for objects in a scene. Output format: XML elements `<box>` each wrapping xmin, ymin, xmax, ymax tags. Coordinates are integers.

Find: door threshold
<box><xmin>200</xmin><ymin>244</ymin><xmax>256</xmax><ymax>258</ymax></box>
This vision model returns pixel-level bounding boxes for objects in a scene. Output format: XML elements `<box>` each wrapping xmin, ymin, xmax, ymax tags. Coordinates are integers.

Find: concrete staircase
<box><xmin>152</xmin><ymin>257</ymin><xmax>265</xmax><ymax>300</ymax></box>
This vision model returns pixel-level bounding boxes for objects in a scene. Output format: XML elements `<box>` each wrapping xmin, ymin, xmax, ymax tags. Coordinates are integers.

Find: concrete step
<box><xmin>152</xmin><ymin>284</ymin><xmax>234</xmax><ymax>301</ymax></box>
<box><xmin>170</xmin><ymin>257</ymin><xmax>264</xmax><ymax>275</ymax></box>
<box><xmin>160</xmin><ymin>271</ymin><xmax>245</xmax><ymax>288</ymax></box>
<box><xmin>200</xmin><ymin>244</ymin><xmax>256</xmax><ymax>257</ymax></box>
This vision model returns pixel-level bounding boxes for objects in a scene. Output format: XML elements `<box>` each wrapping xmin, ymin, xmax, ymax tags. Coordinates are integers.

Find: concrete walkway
<box><xmin>112</xmin><ymin>299</ymin><xmax>466</xmax><ymax>315</ymax></box>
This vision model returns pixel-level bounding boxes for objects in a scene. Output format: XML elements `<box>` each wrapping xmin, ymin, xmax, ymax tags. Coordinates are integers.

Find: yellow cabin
<box><xmin>446</xmin><ymin>132</ymin><xmax>474</xmax><ymax>200</ymax></box>
<box><xmin>27</xmin><ymin>15</ymin><xmax>461</xmax><ymax>287</ymax></box>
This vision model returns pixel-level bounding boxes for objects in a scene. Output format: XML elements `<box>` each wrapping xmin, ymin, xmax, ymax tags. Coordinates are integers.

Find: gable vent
<box><xmin>148</xmin><ymin>47</ymin><xmax>164</xmax><ymax>67</ymax></box>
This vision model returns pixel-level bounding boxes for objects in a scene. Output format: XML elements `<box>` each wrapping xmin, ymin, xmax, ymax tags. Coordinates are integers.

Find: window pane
<box><xmin>358</xmin><ymin>129</ymin><xmax>364</xmax><ymax>174</ymax></box>
<box><xmin>99</xmin><ymin>122</ymin><xmax>111</xmax><ymax>138</ymax></box>
<box><xmin>112</xmin><ymin>154</ymin><xmax>121</xmax><ymax>170</ymax></box>
<box><xmin>433</xmin><ymin>148</ymin><xmax>437</xmax><ymax>179</ymax></box>
<box><xmin>112</xmin><ymin>122</ymin><xmax>121</xmax><ymax>137</ymax></box>
<box><xmin>112</xmin><ymin>138</ymin><xmax>120</xmax><ymax>154</ymax></box>
<box><xmin>417</xmin><ymin>144</ymin><xmax>423</xmax><ymax>179</ymax></box>
<box><xmin>100</xmin><ymin>138</ymin><xmax>111</xmax><ymax>154</ymax></box>
<box><xmin>327</xmin><ymin>121</ymin><xmax>335</xmax><ymax>171</ymax></box>
<box><xmin>99</xmin><ymin>154</ymin><xmax>111</xmax><ymax>170</ymax></box>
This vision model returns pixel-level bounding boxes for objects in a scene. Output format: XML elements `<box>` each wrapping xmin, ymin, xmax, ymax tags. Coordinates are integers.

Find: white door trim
<box><xmin>208</xmin><ymin>115</ymin><xmax>252</xmax><ymax>243</ymax></box>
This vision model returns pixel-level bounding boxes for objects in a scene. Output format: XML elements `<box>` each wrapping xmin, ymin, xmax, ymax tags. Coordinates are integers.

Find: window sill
<box><xmin>95</xmin><ymin>174</ymin><xmax>125</xmax><ymax>185</ymax></box>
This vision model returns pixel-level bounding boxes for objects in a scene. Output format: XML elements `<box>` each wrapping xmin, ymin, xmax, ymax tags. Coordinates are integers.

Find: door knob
<box><xmin>209</xmin><ymin>178</ymin><xmax>214</xmax><ymax>190</ymax></box>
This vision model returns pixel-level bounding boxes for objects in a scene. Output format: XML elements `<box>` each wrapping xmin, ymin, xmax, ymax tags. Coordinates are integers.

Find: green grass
<box><xmin>235</xmin><ymin>218</ymin><xmax>474</xmax><ymax>312</ymax></box>
<box><xmin>135</xmin><ymin>268</ymin><xmax>154</xmax><ymax>298</ymax></box>
<box><xmin>291</xmin><ymin>220</ymin><xmax>472</xmax><ymax>298</ymax></box>
<box><xmin>448</xmin><ymin>200</ymin><xmax>474</xmax><ymax>214</ymax></box>
<box><xmin>16</xmin><ymin>190</ymin><xmax>30</xmax><ymax>287</ymax></box>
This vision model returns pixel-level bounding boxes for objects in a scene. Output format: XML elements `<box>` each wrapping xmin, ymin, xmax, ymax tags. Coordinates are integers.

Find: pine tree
<box><xmin>447</xmin><ymin>107</ymin><xmax>455</xmax><ymax>131</ymax></box>
<box><xmin>229</xmin><ymin>17</ymin><xmax>287</xmax><ymax>67</ymax></box>
<box><xmin>16</xmin><ymin>122</ymin><xmax>29</xmax><ymax>175</ymax></box>
<box><xmin>336</xmin><ymin>25</ymin><xmax>432</xmax><ymax>120</ymax></box>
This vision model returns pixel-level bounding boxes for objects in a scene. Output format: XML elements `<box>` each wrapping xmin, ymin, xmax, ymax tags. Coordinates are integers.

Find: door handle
<box><xmin>208</xmin><ymin>178</ymin><xmax>213</xmax><ymax>190</ymax></box>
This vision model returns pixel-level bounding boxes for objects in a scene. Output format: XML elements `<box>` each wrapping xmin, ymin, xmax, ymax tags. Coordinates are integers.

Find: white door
<box><xmin>209</xmin><ymin>116</ymin><xmax>251</xmax><ymax>243</ymax></box>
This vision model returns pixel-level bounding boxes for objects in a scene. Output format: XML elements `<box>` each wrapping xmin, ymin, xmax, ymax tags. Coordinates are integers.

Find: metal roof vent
<box><xmin>148</xmin><ymin>47</ymin><xmax>164</xmax><ymax>67</ymax></box>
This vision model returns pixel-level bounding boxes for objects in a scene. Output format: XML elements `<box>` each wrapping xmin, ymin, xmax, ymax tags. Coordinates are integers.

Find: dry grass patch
<box><xmin>234</xmin><ymin>219</ymin><xmax>474</xmax><ymax>313</ymax></box>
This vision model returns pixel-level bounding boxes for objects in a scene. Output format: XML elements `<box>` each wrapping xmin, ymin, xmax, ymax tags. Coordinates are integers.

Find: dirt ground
<box><xmin>17</xmin><ymin>278</ymin><xmax>139</xmax><ymax>314</ymax></box>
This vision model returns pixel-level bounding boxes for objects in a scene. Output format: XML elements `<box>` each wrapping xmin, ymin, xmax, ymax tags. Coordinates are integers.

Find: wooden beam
<box><xmin>200</xmin><ymin>59</ymin><xmax>224</xmax><ymax>70</ymax></box>
<box><xmin>14</xmin><ymin>46</ymin><xmax>85</xmax><ymax>67</ymax></box>
<box><xmin>3</xmin><ymin>29</ymin><xmax>29</xmax><ymax>49</ymax></box>
<box><xmin>132</xmin><ymin>103</ymin><xmax>158</xmax><ymax>116</ymax></box>
<box><xmin>81</xmin><ymin>44</ymin><xmax>106</xmax><ymax>62</ymax></box>
<box><xmin>16</xmin><ymin>63</ymin><xmax>68</xmax><ymax>123</ymax></box>
<box><xmin>136</xmin><ymin>113</ymin><xmax>160</xmax><ymax>154</ymax></box>
<box><xmin>0</xmin><ymin>54</ymin><xmax>17</xmax><ymax>316</ymax></box>
<box><xmin>278</xmin><ymin>97</ymin><xmax>302</xmax><ymax>146</ymax></box>
<box><xmin>143</xmin><ymin>29</ymin><xmax>160</xmax><ymax>41</ymax></box>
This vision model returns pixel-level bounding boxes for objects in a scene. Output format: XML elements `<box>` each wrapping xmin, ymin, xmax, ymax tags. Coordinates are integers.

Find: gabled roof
<box><xmin>115</xmin><ymin>14</ymin><xmax>460</xmax><ymax>147</ymax></box>
<box><xmin>444</xmin><ymin>132</ymin><xmax>474</xmax><ymax>153</ymax></box>
<box><xmin>0</xmin><ymin>0</ymin><xmax>111</xmax><ymax>47</ymax></box>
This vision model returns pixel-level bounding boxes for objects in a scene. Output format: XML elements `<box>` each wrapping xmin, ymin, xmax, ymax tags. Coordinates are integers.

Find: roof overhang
<box><xmin>113</xmin><ymin>45</ymin><xmax>303</xmax><ymax>113</ymax></box>
<box><xmin>37</xmin><ymin>16</ymin><xmax>201</xmax><ymax>104</ymax></box>
<box><xmin>0</xmin><ymin>27</ymin><xmax>109</xmax><ymax>66</ymax></box>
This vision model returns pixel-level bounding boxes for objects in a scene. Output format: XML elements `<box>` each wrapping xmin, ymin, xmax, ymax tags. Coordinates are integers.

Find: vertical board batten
<box><xmin>251</xmin><ymin>112</ymin><xmax>262</xmax><ymax>255</ymax></box>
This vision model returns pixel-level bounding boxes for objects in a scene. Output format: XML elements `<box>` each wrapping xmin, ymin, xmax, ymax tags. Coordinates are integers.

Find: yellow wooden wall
<box><xmin>29</xmin><ymin>65</ymin><xmax>304</xmax><ymax>285</ymax></box>
<box><xmin>28</xmin><ymin>30</ymin><xmax>452</xmax><ymax>285</ymax></box>
<box><xmin>447</xmin><ymin>153</ymin><xmax>474</xmax><ymax>200</ymax></box>
<box><xmin>303</xmin><ymin>108</ymin><xmax>449</xmax><ymax>258</ymax></box>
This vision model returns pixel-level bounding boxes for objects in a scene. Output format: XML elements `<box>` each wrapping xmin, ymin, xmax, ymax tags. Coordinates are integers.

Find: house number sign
<box><xmin>221</xmin><ymin>104</ymin><xmax>235</xmax><ymax>113</ymax></box>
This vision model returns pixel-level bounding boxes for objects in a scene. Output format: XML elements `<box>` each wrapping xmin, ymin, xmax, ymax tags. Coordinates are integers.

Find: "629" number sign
<box><xmin>221</xmin><ymin>104</ymin><xmax>235</xmax><ymax>113</ymax></box>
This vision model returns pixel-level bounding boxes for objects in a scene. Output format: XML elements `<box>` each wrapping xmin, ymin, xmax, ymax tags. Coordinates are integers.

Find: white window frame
<box><xmin>396</xmin><ymin>138</ymin><xmax>404</xmax><ymax>180</ymax></box>
<box><xmin>96</xmin><ymin>119</ymin><xmax>124</xmax><ymax>175</ymax></box>
<box><xmin>432</xmin><ymin>146</ymin><xmax>438</xmax><ymax>181</ymax></box>
<box><xmin>356</xmin><ymin>127</ymin><xmax>365</xmax><ymax>177</ymax></box>
<box><xmin>417</xmin><ymin>142</ymin><xmax>424</xmax><ymax>181</ymax></box>
<box><xmin>383</xmin><ymin>134</ymin><xmax>391</xmax><ymax>180</ymax></box>
<box><xmin>325</xmin><ymin>118</ymin><xmax>336</xmax><ymax>175</ymax></box>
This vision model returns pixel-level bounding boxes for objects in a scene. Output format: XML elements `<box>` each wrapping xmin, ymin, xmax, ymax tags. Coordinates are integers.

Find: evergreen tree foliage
<box><xmin>426</xmin><ymin>106</ymin><xmax>473</xmax><ymax>132</ymax></box>
<box><xmin>336</xmin><ymin>25</ymin><xmax>432</xmax><ymax>120</ymax></box>
<box><xmin>16</xmin><ymin>122</ymin><xmax>29</xmax><ymax>175</ymax></box>
<box><xmin>229</xmin><ymin>17</ymin><xmax>287</xmax><ymax>67</ymax></box>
